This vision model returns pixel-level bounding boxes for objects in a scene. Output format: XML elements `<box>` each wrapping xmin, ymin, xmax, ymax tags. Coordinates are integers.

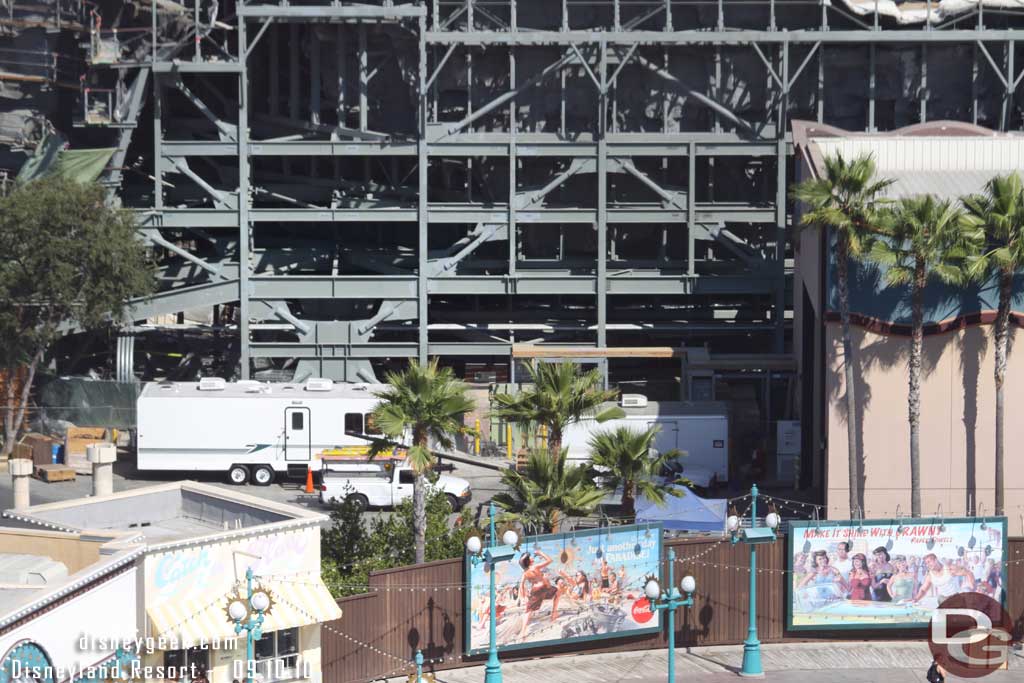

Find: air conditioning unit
<box><xmin>198</xmin><ymin>377</ymin><xmax>226</xmax><ymax>391</ymax></box>
<box><xmin>620</xmin><ymin>393</ymin><xmax>648</xmax><ymax>408</ymax></box>
<box><xmin>305</xmin><ymin>378</ymin><xmax>334</xmax><ymax>392</ymax></box>
<box><xmin>237</xmin><ymin>380</ymin><xmax>267</xmax><ymax>393</ymax></box>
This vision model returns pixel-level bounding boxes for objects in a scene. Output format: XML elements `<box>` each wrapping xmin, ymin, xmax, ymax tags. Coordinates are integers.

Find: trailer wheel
<box><xmin>252</xmin><ymin>465</ymin><xmax>275</xmax><ymax>486</ymax></box>
<box><xmin>346</xmin><ymin>493</ymin><xmax>369</xmax><ymax>512</ymax></box>
<box><xmin>228</xmin><ymin>464</ymin><xmax>250</xmax><ymax>485</ymax></box>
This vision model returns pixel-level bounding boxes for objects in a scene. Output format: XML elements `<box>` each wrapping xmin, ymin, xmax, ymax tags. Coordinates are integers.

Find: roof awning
<box><xmin>148</xmin><ymin>574</ymin><xmax>342</xmax><ymax>645</ymax></box>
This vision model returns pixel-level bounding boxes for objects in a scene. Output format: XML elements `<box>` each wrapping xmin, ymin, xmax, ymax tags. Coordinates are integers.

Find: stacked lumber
<box><xmin>35</xmin><ymin>464</ymin><xmax>75</xmax><ymax>482</ymax></box>
<box><xmin>64</xmin><ymin>427</ymin><xmax>112</xmax><ymax>474</ymax></box>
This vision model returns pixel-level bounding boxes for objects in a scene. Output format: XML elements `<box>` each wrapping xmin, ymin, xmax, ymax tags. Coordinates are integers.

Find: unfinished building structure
<box><xmin>3</xmin><ymin>1</ymin><xmax>1024</xmax><ymax>413</ymax></box>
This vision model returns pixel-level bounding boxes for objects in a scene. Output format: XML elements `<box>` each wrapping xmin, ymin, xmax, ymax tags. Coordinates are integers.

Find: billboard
<box><xmin>787</xmin><ymin>517</ymin><xmax>1007</xmax><ymax>631</ymax></box>
<box><xmin>465</xmin><ymin>524</ymin><xmax>662</xmax><ymax>653</ymax></box>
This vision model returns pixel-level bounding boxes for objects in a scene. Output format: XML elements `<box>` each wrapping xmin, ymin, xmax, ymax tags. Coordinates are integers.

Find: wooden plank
<box><xmin>512</xmin><ymin>344</ymin><xmax>684</xmax><ymax>359</ymax></box>
<box><xmin>35</xmin><ymin>464</ymin><xmax>76</xmax><ymax>482</ymax></box>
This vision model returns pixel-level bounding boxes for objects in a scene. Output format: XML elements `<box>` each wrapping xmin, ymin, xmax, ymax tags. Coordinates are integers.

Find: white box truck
<box><xmin>136</xmin><ymin>377</ymin><xmax>393</xmax><ymax>485</ymax></box>
<box><xmin>561</xmin><ymin>399</ymin><xmax>730</xmax><ymax>489</ymax></box>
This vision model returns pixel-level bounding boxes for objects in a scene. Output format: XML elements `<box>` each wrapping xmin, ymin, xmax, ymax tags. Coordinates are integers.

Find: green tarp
<box><xmin>15</xmin><ymin>133</ymin><xmax>115</xmax><ymax>185</ymax></box>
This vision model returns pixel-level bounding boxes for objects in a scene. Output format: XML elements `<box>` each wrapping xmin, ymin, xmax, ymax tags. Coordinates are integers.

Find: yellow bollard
<box><xmin>506</xmin><ymin>424</ymin><xmax>513</xmax><ymax>459</ymax></box>
<box><xmin>474</xmin><ymin>419</ymin><xmax>481</xmax><ymax>455</ymax></box>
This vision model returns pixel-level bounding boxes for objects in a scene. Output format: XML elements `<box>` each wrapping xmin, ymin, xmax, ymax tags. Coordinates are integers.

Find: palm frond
<box><xmin>489</xmin><ymin>361</ymin><xmax>618</xmax><ymax>439</ymax></box>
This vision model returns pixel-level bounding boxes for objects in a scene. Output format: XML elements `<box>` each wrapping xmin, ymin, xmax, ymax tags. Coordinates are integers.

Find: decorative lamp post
<box><xmin>644</xmin><ymin>547</ymin><xmax>696</xmax><ymax>683</ymax></box>
<box><xmin>226</xmin><ymin>567</ymin><xmax>274</xmax><ymax>683</ymax></box>
<box><xmin>727</xmin><ymin>483</ymin><xmax>780</xmax><ymax>678</ymax></box>
<box><xmin>466</xmin><ymin>502</ymin><xmax>519</xmax><ymax>683</ymax></box>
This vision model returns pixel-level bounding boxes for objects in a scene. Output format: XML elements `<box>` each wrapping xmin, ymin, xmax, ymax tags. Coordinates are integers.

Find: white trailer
<box><xmin>561</xmin><ymin>400</ymin><xmax>730</xmax><ymax>489</ymax></box>
<box><xmin>136</xmin><ymin>378</ymin><xmax>391</xmax><ymax>485</ymax></box>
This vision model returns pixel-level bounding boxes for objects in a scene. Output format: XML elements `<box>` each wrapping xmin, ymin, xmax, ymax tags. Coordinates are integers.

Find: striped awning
<box><xmin>148</xmin><ymin>575</ymin><xmax>342</xmax><ymax>645</ymax></box>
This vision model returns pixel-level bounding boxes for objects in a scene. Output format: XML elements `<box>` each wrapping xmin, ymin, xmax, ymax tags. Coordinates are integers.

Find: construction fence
<box><xmin>322</xmin><ymin>536</ymin><xmax>1024</xmax><ymax>683</ymax></box>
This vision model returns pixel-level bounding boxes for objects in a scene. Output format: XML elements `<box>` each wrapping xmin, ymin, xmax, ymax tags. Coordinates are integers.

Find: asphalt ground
<box><xmin>0</xmin><ymin>448</ymin><xmax>507</xmax><ymax>520</ymax></box>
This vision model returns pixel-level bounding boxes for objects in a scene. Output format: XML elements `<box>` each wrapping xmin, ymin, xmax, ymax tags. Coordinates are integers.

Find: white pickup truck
<box><xmin>319</xmin><ymin>461</ymin><xmax>472</xmax><ymax>511</ymax></box>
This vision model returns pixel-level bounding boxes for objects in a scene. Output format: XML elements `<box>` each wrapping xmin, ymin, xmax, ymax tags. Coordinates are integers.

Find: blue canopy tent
<box><xmin>635</xmin><ymin>489</ymin><xmax>728</xmax><ymax>532</ymax></box>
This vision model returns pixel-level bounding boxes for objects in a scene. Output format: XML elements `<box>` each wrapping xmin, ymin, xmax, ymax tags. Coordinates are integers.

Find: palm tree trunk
<box><xmin>993</xmin><ymin>269</ymin><xmax>1012</xmax><ymax>517</ymax></box>
<box><xmin>836</xmin><ymin>234</ymin><xmax>861</xmax><ymax>518</ymax></box>
<box><xmin>909</xmin><ymin>260</ymin><xmax>925</xmax><ymax>518</ymax></box>
<box><xmin>412</xmin><ymin>473</ymin><xmax>426</xmax><ymax>563</ymax></box>
<box><xmin>621</xmin><ymin>479</ymin><xmax>636</xmax><ymax>519</ymax></box>
<box><xmin>549</xmin><ymin>426</ymin><xmax>562</xmax><ymax>460</ymax></box>
<box><xmin>413</xmin><ymin>430</ymin><xmax>428</xmax><ymax>564</ymax></box>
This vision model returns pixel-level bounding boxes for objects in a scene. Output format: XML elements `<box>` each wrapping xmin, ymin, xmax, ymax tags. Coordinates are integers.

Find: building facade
<box><xmin>793</xmin><ymin>120</ymin><xmax>1024</xmax><ymax>535</ymax></box>
<box><xmin>0</xmin><ymin>528</ymin><xmax>142</xmax><ymax>683</ymax></box>
<box><xmin>4</xmin><ymin>482</ymin><xmax>341</xmax><ymax>683</ymax></box>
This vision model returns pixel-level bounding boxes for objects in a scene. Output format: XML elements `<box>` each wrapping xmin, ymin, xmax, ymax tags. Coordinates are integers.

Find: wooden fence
<box><xmin>323</xmin><ymin>536</ymin><xmax>1024</xmax><ymax>683</ymax></box>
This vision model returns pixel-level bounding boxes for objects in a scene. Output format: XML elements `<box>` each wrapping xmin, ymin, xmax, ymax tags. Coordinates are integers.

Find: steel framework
<box><xmin>72</xmin><ymin>0</ymin><xmax>1024</xmax><ymax>383</ymax></box>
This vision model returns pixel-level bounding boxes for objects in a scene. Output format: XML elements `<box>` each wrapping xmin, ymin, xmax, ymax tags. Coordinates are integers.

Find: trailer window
<box><xmin>364</xmin><ymin>414</ymin><xmax>381</xmax><ymax>436</ymax></box>
<box><xmin>344</xmin><ymin>413</ymin><xmax>363</xmax><ymax>434</ymax></box>
<box><xmin>291</xmin><ymin>412</ymin><xmax>304</xmax><ymax>430</ymax></box>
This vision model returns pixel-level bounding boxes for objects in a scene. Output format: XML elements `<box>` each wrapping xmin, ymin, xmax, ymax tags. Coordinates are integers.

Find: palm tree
<box><xmin>791</xmin><ymin>152</ymin><xmax>893</xmax><ymax>518</ymax></box>
<box><xmin>588</xmin><ymin>425</ymin><xmax>684</xmax><ymax>519</ymax></box>
<box><xmin>870</xmin><ymin>195</ymin><xmax>979</xmax><ymax>518</ymax></box>
<box><xmin>962</xmin><ymin>173</ymin><xmax>1024</xmax><ymax>517</ymax></box>
<box><xmin>491</xmin><ymin>361</ymin><xmax>622</xmax><ymax>458</ymax></box>
<box><xmin>371</xmin><ymin>358</ymin><xmax>475</xmax><ymax>563</ymax></box>
<box><xmin>492</xmin><ymin>449</ymin><xmax>605</xmax><ymax>533</ymax></box>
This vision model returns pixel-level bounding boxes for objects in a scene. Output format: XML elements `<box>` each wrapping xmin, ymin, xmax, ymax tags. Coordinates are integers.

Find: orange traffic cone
<box><xmin>304</xmin><ymin>466</ymin><xmax>314</xmax><ymax>494</ymax></box>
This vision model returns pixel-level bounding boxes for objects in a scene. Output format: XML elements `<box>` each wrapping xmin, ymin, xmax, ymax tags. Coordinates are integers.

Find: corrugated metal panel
<box><xmin>812</xmin><ymin>137</ymin><xmax>1024</xmax><ymax>200</ymax></box>
<box><xmin>815</xmin><ymin>137</ymin><xmax>1024</xmax><ymax>172</ymax></box>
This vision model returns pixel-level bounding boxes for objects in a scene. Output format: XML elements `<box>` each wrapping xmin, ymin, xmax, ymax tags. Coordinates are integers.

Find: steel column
<box><xmin>238</xmin><ymin>9</ymin><xmax>252</xmax><ymax>378</ymax></box>
<box><xmin>597</xmin><ymin>41</ymin><xmax>608</xmax><ymax>350</ymax></box>
<box><xmin>418</xmin><ymin>16</ymin><xmax>429</xmax><ymax>364</ymax></box>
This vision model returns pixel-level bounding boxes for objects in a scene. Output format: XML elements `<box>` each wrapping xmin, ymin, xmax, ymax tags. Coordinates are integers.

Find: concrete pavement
<box><xmin>392</xmin><ymin>642</ymin><xmax>1023</xmax><ymax>683</ymax></box>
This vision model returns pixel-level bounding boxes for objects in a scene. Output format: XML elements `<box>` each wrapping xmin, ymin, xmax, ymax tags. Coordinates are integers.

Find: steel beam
<box><xmin>239</xmin><ymin>5</ymin><xmax>425</xmax><ymax>19</ymax></box>
<box><xmin>425</xmin><ymin>29</ymin><xmax>1024</xmax><ymax>46</ymax></box>
<box><xmin>140</xmin><ymin>204</ymin><xmax>778</xmax><ymax>227</ymax></box>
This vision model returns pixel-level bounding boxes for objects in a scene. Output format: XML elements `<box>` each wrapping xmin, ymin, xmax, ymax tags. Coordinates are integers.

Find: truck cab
<box><xmin>319</xmin><ymin>460</ymin><xmax>472</xmax><ymax>511</ymax></box>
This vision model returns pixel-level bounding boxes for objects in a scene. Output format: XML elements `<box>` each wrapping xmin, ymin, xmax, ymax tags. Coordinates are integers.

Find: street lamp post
<box><xmin>226</xmin><ymin>567</ymin><xmax>273</xmax><ymax>683</ymax></box>
<box><xmin>466</xmin><ymin>502</ymin><xmax>519</xmax><ymax>683</ymax></box>
<box><xmin>727</xmin><ymin>483</ymin><xmax>780</xmax><ymax>678</ymax></box>
<box><xmin>644</xmin><ymin>547</ymin><xmax>696</xmax><ymax>683</ymax></box>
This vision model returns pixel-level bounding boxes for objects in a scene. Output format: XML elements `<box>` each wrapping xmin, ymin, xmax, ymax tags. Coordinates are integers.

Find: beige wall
<box><xmin>0</xmin><ymin>528</ymin><xmax>103</xmax><ymax>572</ymax></box>
<box><xmin>826</xmin><ymin>322</ymin><xmax>1024</xmax><ymax>535</ymax></box>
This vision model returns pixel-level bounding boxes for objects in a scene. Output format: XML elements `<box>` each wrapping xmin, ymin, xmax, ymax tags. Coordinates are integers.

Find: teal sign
<box><xmin>0</xmin><ymin>642</ymin><xmax>54</xmax><ymax>683</ymax></box>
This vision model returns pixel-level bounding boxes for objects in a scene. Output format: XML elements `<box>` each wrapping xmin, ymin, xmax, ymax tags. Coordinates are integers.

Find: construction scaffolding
<box><xmin>3</xmin><ymin>0</ymin><xmax>1023</xmax><ymax>395</ymax></box>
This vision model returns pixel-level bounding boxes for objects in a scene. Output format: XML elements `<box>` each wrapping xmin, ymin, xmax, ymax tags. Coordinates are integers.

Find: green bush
<box><xmin>321</xmin><ymin>490</ymin><xmax>473</xmax><ymax>597</ymax></box>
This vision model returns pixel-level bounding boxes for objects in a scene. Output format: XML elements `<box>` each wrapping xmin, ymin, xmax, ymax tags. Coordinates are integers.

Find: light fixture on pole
<box><xmin>729</xmin><ymin>484</ymin><xmax>779</xmax><ymax>678</ymax></box>
<box><xmin>466</xmin><ymin>502</ymin><xmax>519</xmax><ymax>683</ymax></box>
<box><xmin>225</xmin><ymin>567</ymin><xmax>274</xmax><ymax>683</ymax></box>
<box><xmin>644</xmin><ymin>547</ymin><xmax>696</xmax><ymax>683</ymax></box>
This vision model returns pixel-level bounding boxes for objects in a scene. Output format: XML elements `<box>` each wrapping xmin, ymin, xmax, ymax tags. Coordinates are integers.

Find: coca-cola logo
<box><xmin>631</xmin><ymin>598</ymin><xmax>654</xmax><ymax>624</ymax></box>
<box><xmin>928</xmin><ymin>593</ymin><xmax>1013</xmax><ymax>678</ymax></box>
